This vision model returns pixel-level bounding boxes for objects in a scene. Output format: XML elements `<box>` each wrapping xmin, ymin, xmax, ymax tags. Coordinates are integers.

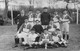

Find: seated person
<box><xmin>22</xmin><ymin>28</ymin><xmax>39</xmax><ymax>49</ymax></box>
<box><xmin>32</xmin><ymin>20</ymin><xmax>44</xmax><ymax>42</ymax></box>
<box><xmin>47</xmin><ymin>21</ymin><xmax>56</xmax><ymax>34</ymax></box>
<box><xmin>38</xmin><ymin>29</ymin><xmax>52</xmax><ymax>49</ymax></box>
<box><xmin>13</xmin><ymin>19</ymin><xmax>31</xmax><ymax>47</ymax></box>
<box><xmin>35</xmin><ymin>10</ymin><xmax>41</xmax><ymax>21</ymax></box>
<box><xmin>51</xmin><ymin>28</ymin><xmax>67</xmax><ymax>47</ymax></box>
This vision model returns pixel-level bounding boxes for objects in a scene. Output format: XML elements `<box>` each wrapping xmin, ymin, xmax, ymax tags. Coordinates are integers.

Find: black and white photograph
<box><xmin>0</xmin><ymin>0</ymin><xmax>80</xmax><ymax>51</ymax></box>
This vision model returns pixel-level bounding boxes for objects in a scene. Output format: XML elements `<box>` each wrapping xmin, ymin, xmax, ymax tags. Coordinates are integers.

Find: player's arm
<box><xmin>58</xmin><ymin>15</ymin><xmax>62</xmax><ymax>22</ymax></box>
<box><xmin>40</xmin><ymin>25</ymin><xmax>44</xmax><ymax>33</ymax></box>
<box><xmin>68</xmin><ymin>15</ymin><xmax>73</xmax><ymax>21</ymax></box>
<box><xmin>39</xmin><ymin>34</ymin><xmax>43</xmax><ymax>41</ymax></box>
<box><xmin>17</xmin><ymin>23</ymin><xmax>24</xmax><ymax>33</ymax></box>
<box><xmin>14</xmin><ymin>14</ymin><xmax>20</xmax><ymax>20</ymax></box>
<box><xmin>49</xmin><ymin>13</ymin><xmax>52</xmax><ymax>21</ymax></box>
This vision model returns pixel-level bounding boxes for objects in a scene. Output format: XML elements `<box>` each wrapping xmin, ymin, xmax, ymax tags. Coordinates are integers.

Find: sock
<box><xmin>67</xmin><ymin>34</ymin><xmax>69</xmax><ymax>40</ymax></box>
<box><xmin>15</xmin><ymin>38</ymin><xmax>19</xmax><ymax>44</ymax></box>
<box><xmin>63</xmin><ymin>34</ymin><xmax>65</xmax><ymax>39</ymax></box>
<box><xmin>21</xmin><ymin>38</ymin><xmax>24</xmax><ymax>42</ymax></box>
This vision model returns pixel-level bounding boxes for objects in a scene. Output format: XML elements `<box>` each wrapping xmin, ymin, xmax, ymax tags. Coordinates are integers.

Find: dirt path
<box><xmin>0</xmin><ymin>24</ymin><xmax>80</xmax><ymax>51</ymax></box>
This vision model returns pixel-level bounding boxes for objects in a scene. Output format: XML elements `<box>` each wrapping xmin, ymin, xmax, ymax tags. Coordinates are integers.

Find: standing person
<box><xmin>13</xmin><ymin>19</ymin><xmax>30</xmax><ymax>48</ymax></box>
<box><xmin>28</xmin><ymin>10</ymin><xmax>34</xmax><ymax>22</ymax></box>
<box><xmin>35</xmin><ymin>10</ymin><xmax>41</xmax><ymax>21</ymax></box>
<box><xmin>61</xmin><ymin>10</ymin><xmax>72</xmax><ymax>43</ymax></box>
<box><xmin>53</xmin><ymin>12</ymin><xmax>61</xmax><ymax>29</ymax></box>
<box><xmin>28</xmin><ymin>10</ymin><xmax>35</xmax><ymax>28</ymax></box>
<box><xmin>41</xmin><ymin>7</ymin><xmax>51</xmax><ymax>29</ymax></box>
<box><xmin>15</xmin><ymin>10</ymin><xmax>28</xmax><ymax>31</ymax></box>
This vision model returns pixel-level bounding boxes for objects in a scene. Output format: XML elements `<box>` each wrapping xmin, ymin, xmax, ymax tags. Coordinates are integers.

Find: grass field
<box><xmin>0</xmin><ymin>24</ymin><xmax>80</xmax><ymax>51</ymax></box>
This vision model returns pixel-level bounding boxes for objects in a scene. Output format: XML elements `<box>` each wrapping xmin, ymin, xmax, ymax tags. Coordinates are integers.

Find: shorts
<box><xmin>62</xmin><ymin>22</ymin><xmax>69</xmax><ymax>33</ymax></box>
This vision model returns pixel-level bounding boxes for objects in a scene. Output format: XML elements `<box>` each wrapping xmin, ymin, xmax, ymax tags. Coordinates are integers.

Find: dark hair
<box><xmin>29</xmin><ymin>10</ymin><xmax>32</xmax><ymax>11</ymax></box>
<box><xmin>53</xmin><ymin>25</ymin><xmax>57</xmax><ymax>28</ymax></box>
<box><xmin>30</xmin><ymin>28</ymin><xmax>35</xmax><ymax>31</ymax></box>
<box><xmin>36</xmin><ymin>9</ymin><xmax>40</xmax><ymax>11</ymax></box>
<box><xmin>43</xmin><ymin>7</ymin><xmax>48</xmax><ymax>9</ymax></box>
<box><xmin>44</xmin><ymin>28</ymin><xmax>48</xmax><ymax>31</ymax></box>
<box><xmin>56</xmin><ymin>28</ymin><xmax>60</xmax><ymax>31</ymax></box>
<box><xmin>35</xmin><ymin>20</ymin><xmax>39</xmax><ymax>22</ymax></box>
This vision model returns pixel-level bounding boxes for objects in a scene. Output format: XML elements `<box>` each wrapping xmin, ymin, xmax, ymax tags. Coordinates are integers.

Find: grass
<box><xmin>0</xmin><ymin>24</ymin><xmax>80</xmax><ymax>51</ymax></box>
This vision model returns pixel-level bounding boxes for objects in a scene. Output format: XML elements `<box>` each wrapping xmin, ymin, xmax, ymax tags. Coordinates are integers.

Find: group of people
<box><xmin>14</xmin><ymin>7</ymin><xmax>72</xmax><ymax>49</ymax></box>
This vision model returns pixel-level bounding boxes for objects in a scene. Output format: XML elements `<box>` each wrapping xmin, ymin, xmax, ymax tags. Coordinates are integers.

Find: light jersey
<box><xmin>52</xmin><ymin>35</ymin><xmax>59</xmax><ymax>42</ymax></box>
<box><xmin>44</xmin><ymin>34</ymin><xmax>49</xmax><ymax>39</ymax></box>
<box><xmin>53</xmin><ymin>15</ymin><xmax>59</xmax><ymax>22</ymax></box>
<box><xmin>28</xmin><ymin>13</ymin><xmax>34</xmax><ymax>21</ymax></box>
<box><xmin>42</xmin><ymin>34</ymin><xmax>49</xmax><ymax>42</ymax></box>
<box><xmin>35</xmin><ymin>13</ymin><xmax>41</xmax><ymax>21</ymax></box>
<box><xmin>62</xmin><ymin>14</ymin><xmax>70</xmax><ymax>23</ymax></box>
<box><xmin>28</xmin><ymin>33</ymin><xmax>38</xmax><ymax>41</ymax></box>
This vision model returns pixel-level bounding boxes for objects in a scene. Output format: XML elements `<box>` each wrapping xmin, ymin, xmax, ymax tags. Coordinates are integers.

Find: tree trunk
<box><xmin>4</xmin><ymin>0</ymin><xmax>8</xmax><ymax>21</ymax></box>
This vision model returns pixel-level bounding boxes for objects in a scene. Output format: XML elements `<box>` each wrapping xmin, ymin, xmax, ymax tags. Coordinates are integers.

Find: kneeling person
<box><xmin>51</xmin><ymin>29</ymin><xmax>67</xmax><ymax>47</ymax></box>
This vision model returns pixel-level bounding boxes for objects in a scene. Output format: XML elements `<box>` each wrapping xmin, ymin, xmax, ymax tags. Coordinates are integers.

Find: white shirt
<box><xmin>35</xmin><ymin>13</ymin><xmax>41</xmax><ymax>21</ymax></box>
<box><xmin>53</xmin><ymin>15</ymin><xmax>59</xmax><ymax>22</ymax></box>
<box><xmin>52</xmin><ymin>36</ymin><xmax>59</xmax><ymax>42</ymax></box>
<box><xmin>28</xmin><ymin>33</ymin><xmax>38</xmax><ymax>41</ymax></box>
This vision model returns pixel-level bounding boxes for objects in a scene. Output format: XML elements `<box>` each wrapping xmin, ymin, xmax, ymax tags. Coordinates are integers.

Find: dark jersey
<box><xmin>32</xmin><ymin>24</ymin><xmax>44</xmax><ymax>34</ymax></box>
<box><xmin>41</xmin><ymin>12</ymin><xmax>51</xmax><ymax>25</ymax></box>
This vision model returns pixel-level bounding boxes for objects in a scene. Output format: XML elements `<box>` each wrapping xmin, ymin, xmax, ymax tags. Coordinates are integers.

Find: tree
<box><xmin>4</xmin><ymin>0</ymin><xmax>8</xmax><ymax>20</ymax></box>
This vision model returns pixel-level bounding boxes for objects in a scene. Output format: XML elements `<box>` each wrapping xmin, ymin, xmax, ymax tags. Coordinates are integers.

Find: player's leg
<box><xmin>62</xmin><ymin>25</ymin><xmax>66</xmax><ymax>39</ymax></box>
<box><xmin>14</xmin><ymin>38</ymin><xmax>19</xmax><ymax>47</ymax></box>
<box><xmin>62</xmin><ymin>23</ymin><xmax>68</xmax><ymax>40</ymax></box>
<box><xmin>65</xmin><ymin>23</ymin><xmax>69</xmax><ymax>43</ymax></box>
<box><xmin>13</xmin><ymin>35</ymin><xmax>20</xmax><ymax>48</ymax></box>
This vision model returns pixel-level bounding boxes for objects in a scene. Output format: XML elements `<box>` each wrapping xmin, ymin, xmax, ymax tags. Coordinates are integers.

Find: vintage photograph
<box><xmin>0</xmin><ymin>0</ymin><xmax>80</xmax><ymax>51</ymax></box>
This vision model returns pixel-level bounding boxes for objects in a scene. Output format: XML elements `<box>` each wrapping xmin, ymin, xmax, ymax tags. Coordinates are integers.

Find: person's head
<box><xmin>63</xmin><ymin>10</ymin><xmax>68</xmax><ymax>14</ymax></box>
<box><xmin>35</xmin><ymin>20</ymin><xmax>40</xmax><ymax>25</ymax></box>
<box><xmin>20</xmin><ymin>10</ymin><xmax>25</xmax><ymax>16</ymax></box>
<box><xmin>44</xmin><ymin>29</ymin><xmax>48</xmax><ymax>34</ymax></box>
<box><xmin>54</xmin><ymin>12</ymin><xmax>58</xmax><ymax>15</ymax></box>
<box><xmin>36</xmin><ymin>10</ymin><xmax>40</xmax><ymax>14</ymax></box>
<box><xmin>29</xmin><ymin>10</ymin><xmax>33</xmax><ymax>14</ymax></box>
<box><xmin>53</xmin><ymin>25</ymin><xmax>57</xmax><ymax>29</ymax></box>
<box><xmin>43</xmin><ymin>7</ymin><xmax>48</xmax><ymax>12</ymax></box>
<box><xmin>30</xmin><ymin>28</ymin><xmax>35</xmax><ymax>34</ymax></box>
<box><xmin>49</xmin><ymin>21</ymin><xmax>53</xmax><ymax>25</ymax></box>
<box><xmin>52</xmin><ymin>31</ymin><xmax>57</xmax><ymax>36</ymax></box>
<box><xmin>25</xmin><ymin>19</ymin><xmax>28</xmax><ymax>23</ymax></box>
<box><xmin>55</xmin><ymin>28</ymin><xmax>60</xmax><ymax>34</ymax></box>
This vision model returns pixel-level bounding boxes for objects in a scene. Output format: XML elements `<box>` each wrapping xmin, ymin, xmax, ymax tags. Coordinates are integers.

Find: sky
<box><xmin>0</xmin><ymin>0</ymin><xmax>52</xmax><ymax>9</ymax></box>
<box><xmin>0</xmin><ymin>0</ymin><xmax>80</xmax><ymax>10</ymax></box>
